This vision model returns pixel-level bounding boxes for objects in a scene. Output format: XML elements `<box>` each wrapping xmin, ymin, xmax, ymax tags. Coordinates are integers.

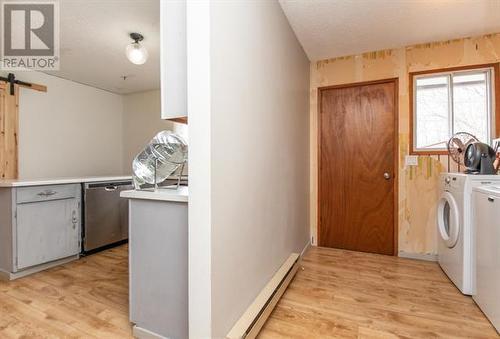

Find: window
<box><xmin>411</xmin><ymin>65</ymin><xmax>498</xmax><ymax>154</ymax></box>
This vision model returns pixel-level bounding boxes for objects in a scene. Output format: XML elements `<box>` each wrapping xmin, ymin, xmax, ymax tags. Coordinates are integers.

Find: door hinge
<box><xmin>311</xmin><ymin>236</ymin><xmax>314</xmax><ymax>244</ymax></box>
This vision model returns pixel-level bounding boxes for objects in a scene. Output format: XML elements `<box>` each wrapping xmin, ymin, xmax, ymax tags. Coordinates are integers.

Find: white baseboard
<box><xmin>226</xmin><ymin>239</ymin><xmax>311</xmax><ymax>339</ymax></box>
<box><xmin>133</xmin><ymin>325</ymin><xmax>167</xmax><ymax>339</ymax></box>
<box><xmin>226</xmin><ymin>252</ymin><xmax>300</xmax><ymax>339</ymax></box>
<box><xmin>0</xmin><ymin>255</ymin><xmax>79</xmax><ymax>281</ymax></box>
<box><xmin>300</xmin><ymin>240</ymin><xmax>311</xmax><ymax>258</ymax></box>
<box><xmin>398</xmin><ymin>251</ymin><xmax>438</xmax><ymax>262</ymax></box>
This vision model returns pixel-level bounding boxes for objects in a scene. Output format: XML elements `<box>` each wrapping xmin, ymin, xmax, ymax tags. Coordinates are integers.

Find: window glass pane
<box><xmin>452</xmin><ymin>72</ymin><xmax>489</xmax><ymax>143</ymax></box>
<box><xmin>415</xmin><ymin>76</ymin><xmax>450</xmax><ymax>149</ymax></box>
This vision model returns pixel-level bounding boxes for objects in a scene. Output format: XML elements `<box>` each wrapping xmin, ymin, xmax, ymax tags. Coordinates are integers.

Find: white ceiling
<box><xmin>279</xmin><ymin>0</ymin><xmax>500</xmax><ymax>61</ymax></box>
<box><xmin>46</xmin><ymin>0</ymin><xmax>160</xmax><ymax>94</ymax></box>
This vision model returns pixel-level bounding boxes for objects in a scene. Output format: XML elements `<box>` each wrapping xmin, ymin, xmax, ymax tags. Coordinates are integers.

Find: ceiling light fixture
<box><xmin>126</xmin><ymin>33</ymin><xmax>148</xmax><ymax>65</ymax></box>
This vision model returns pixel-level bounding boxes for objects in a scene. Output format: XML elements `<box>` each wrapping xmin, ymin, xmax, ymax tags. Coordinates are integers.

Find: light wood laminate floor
<box><xmin>259</xmin><ymin>246</ymin><xmax>498</xmax><ymax>338</ymax></box>
<box><xmin>0</xmin><ymin>245</ymin><xmax>497</xmax><ymax>338</ymax></box>
<box><xmin>0</xmin><ymin>245</ymin><xmax>132</xmax><ymax>338</ymax></box>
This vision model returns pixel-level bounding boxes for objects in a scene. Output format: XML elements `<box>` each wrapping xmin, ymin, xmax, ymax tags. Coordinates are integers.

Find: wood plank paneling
<box><xmin>0</xmin><ymin>83</ymin><xmax>19</xmax><ymax>179</ymax></box>
<box><xmin>258</xmin><ymin>246</ymin><xmax>498</xmax><ymax>339</ymax></box>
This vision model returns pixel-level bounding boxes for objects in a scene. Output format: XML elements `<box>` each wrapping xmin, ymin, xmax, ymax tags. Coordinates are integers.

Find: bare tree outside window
<box><xmin>413</xmin><ymin>68</ymin><xmax>492</xmax><ymax>153</ymax></box>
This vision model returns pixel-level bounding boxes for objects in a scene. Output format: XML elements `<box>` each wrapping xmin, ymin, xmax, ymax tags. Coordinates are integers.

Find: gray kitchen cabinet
<box><xmin>122</xmin><ymin>191</ymin><xmax>188</xmax><ymax>339</ymax></box>
<box><xmin>0</xmin><ymin>184</ymin><xmax>81</xmax><ymax>280</ymax></box>
<box><xmin>17</xmin><ymin>197</ymin><xmax>80</xmax><ymax>269</ymax></box>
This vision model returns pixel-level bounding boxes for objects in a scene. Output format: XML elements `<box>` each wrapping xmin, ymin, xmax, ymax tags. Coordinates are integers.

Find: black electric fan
<box><xmin>464</xmin><ymin>142</ymin><xmax>497</xmax><ymax>174</ymax></box>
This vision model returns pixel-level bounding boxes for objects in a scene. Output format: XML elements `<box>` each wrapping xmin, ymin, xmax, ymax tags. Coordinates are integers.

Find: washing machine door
<box><xmin>437</xmin><ymin>191</ymin><xmax>460</xmax><ymax>248</ymax></box>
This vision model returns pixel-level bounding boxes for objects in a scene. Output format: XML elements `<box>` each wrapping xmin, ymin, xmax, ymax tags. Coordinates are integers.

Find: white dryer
<box><xmin>437</xmin><ymin>173</ymin><xmax>500</xmax><ymax>295</ymax></box>
<box><xmin>473</xmin><ymin>185</ymin><xmax>500</xmax><ymax>333</ymax></box>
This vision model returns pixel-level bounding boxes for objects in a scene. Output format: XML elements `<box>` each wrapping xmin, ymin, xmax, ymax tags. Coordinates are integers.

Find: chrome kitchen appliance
<box><xmin>82</xmin><ymin>180</ymin><xmax>133</xmax><ymax>253</ymax></box>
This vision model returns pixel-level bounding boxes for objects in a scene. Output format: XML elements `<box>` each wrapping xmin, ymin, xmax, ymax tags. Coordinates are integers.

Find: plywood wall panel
<box><xmin>311</xmin><ymin>33</ymin><xmax>500</xmax><ymax>255</ymax></box>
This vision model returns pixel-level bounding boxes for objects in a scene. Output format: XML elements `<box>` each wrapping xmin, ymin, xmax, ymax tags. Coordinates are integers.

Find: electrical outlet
<box><xmin>405</xmin><ymin>155</ymin><xmax>419</xmax><ymax>167</ymax></box>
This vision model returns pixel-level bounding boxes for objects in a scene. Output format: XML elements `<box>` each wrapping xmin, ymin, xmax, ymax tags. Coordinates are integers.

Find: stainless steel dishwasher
<box><xmin>83</xmin><ymin>181</ymin><xmax>133</xmax><ymax>253</ymax></box>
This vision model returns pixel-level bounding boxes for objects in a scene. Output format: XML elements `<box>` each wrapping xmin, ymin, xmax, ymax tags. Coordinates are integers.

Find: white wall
<box><xmin>122</xmin><ymin>90</ymin><xmax>174</xmax><ymax>171</ymax></box>
<box><xmin>4</xmin><ymin>71</ymin><xmax>125</xmax><ymax>179</ymax></box>
<box><xmin>187</xmin><ymin>0</ymin><xmax>213</xmax><ymax>337</ymax></box>
<box><xmin>189</xmin><ymin>1</ymin><xmax>310</xmax><ymax>337</ymax></box>
<box><xmin>1</xmin><ymin>71</ymin><xmax>183</xmax><ymax>179</ymax></box>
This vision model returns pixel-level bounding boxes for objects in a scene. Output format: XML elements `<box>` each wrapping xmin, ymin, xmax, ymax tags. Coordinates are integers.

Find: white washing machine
<box><xmin>473</xmin><ymin>185</ymin><xmax>500</xmax><ymax>333</ymax></box>
<box><xmin>437</xmin><ymin>173</ymin><xmax>500</xmax><ymax>295</ymax></box>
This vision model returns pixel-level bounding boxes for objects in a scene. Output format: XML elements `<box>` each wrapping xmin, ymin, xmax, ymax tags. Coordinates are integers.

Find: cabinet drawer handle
<box><xmin>488</xmin><ymin>197</ymin><xmax>495</xmax><ymax>202</ymax></box>
<box><xmin>38</xmin><ymin>190</ymin><xmax>57</xmax><ymax>197</ymax></box>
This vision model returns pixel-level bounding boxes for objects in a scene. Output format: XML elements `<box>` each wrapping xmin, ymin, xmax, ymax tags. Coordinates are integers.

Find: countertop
<box><xmin>0</xmin><ymin>176</ymin><xmax>132</xmax><ymax>187</ymax></box>
<box><xmin>120</xmin><ymin>186</ymin><xmax>188</xmax><ymax>202</ymax></box>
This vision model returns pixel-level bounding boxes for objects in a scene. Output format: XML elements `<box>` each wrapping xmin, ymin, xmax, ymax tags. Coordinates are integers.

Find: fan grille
<box><xmin>447</xmin><ymin>132</ymin><xmax>479</xmax><ymax>166</ymax></box>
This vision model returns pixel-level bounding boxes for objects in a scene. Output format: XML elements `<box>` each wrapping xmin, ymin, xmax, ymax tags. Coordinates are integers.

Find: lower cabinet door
<box><xmin>16</xmin><ymin>198</ymin><xmax>79</xmax><ymax>270</ymax></box>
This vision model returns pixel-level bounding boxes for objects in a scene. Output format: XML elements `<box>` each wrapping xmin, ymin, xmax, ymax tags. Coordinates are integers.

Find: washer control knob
<box><xmin>445</xmin><ymin>177</ymin><xmax>451</xmax><ymax>184</ymax></box>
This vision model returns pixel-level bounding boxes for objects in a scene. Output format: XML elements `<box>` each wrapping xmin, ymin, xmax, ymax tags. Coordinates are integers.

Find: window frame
<box><xmin>409</xmin><ymin>63</ymin><xmax>500</xmax><ymax>155</ymax></box>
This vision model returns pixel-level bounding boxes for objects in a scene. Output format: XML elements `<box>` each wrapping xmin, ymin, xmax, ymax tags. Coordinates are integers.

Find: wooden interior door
<box><xmin>318</xmin><ymin>79</ymin><xmax>397</xmax><ymax>255</ymax></box>
<box><xmin>0</xmin><ymin>82</ymin><xmax>19</xmax><ymax>179</ymax></box>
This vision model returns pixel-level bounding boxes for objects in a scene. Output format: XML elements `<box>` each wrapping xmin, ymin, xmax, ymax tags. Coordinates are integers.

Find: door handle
<box><xmin>488</xmin><ymin>197</ymin><xmax>495</xmax><ymax>202</ymax></box>
<box><xmin>104</xmin><ymin>185</ymin><xmax>118</xmax><ymax>191</ymax></box>
<box><xmin>384</xmin><ymin>172</ymin><xmax>391</xmax><ymax>180</ymax></box>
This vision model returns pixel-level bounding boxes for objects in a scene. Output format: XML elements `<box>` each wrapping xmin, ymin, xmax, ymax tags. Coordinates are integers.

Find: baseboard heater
<box><xmin>226</xmin><ymin>253</ymin><xmax>300</xmax><ymax>339</ymax></box>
